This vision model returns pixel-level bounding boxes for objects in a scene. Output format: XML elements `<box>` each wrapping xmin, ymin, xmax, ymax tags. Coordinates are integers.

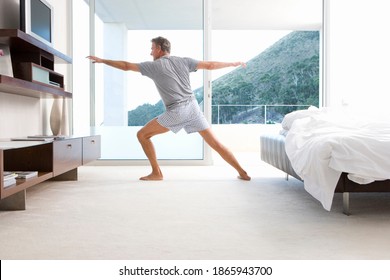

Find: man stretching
<box><xmin>87</xmin><ymin>36</ymin><xmax>251</xmax><ymax>181</ymax></box>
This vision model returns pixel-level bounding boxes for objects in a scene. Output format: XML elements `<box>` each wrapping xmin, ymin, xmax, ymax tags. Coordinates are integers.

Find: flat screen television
<box><xmin>20</xmin><ymin>0</ymin><xmax>53</xmax><ymax>47</ymax></box>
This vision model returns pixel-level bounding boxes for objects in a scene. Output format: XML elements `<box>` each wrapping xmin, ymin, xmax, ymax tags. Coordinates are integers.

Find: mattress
<box><xmin>260</xmin><ymin>134</ymin><xmax>301</xmax><ymax>180</ymax></box>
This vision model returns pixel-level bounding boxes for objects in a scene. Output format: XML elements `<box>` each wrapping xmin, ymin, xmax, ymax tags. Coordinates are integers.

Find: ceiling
<box><xmin>94</xmin><ymin>0</ymin><xmax>322</xmax><ymax>30</ymax></box>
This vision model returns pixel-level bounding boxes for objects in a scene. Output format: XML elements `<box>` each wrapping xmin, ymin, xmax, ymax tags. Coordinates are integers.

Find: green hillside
<box><xmin>128</xmin><ymin>31</ymin><xmax>319</xmax><ymax>125</ymax></box>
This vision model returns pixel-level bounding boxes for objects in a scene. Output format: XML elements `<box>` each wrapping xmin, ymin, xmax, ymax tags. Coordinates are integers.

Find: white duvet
<box><xmin>284</xmin><ymin>107</ymin><xmax>390</xmax><ymax>210</ymax></box>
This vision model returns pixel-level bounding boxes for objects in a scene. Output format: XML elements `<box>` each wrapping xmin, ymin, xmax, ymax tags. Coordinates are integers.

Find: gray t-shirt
<box><xmin>138</xmin><ymin>55</ymin><xmax>199</xmax><ymax>109</ymax></box>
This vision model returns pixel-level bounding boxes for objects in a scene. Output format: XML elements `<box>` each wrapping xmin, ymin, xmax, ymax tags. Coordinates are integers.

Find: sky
<box><xmin>126</xmin><ymin>30</ymin><xmax>291</xmax><ymax>110</ymax></box>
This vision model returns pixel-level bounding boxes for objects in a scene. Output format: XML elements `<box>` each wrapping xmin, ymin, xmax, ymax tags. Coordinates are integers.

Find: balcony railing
<box><xmin>211</xmin><ymin>104</ymin><xmax>312</xmax><ymax>124</ymax></box>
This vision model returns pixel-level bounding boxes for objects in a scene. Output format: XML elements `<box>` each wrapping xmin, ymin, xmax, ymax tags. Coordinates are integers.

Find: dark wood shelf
<box><xmin>0</xmin><ymin>74</ymin><xmax>72</xmax><ymax>98</ymax></box>
<box><xmin>0</xmin><ymin>29</ymin><xmax>72</xmax><ymax>64</ymax></box>
<box><xmin>2</xmin><ymin>172</ymin><xmax>53</xmax><ymax>198</ymax></box>
<box><xmin>1</xmin><ymin>136</ymin><xmax>101</xmax><ymax>208</ymax></box>
<box><xmin>0</xmin><ymin>29</ymin><xmax>72</xmax><ymax>99</ymax></box>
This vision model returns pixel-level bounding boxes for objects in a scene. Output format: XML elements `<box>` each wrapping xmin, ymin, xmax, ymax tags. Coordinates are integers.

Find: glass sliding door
<box><xmin>210</xmin><ymin>30</ymin><xmax>320</xmax><ymax>125</ymax></box>
<box><xmin>210</xmin><ymin>0</ymin><xmax>323</xmax><ymax>125</ymax></box>
<box><xmin>91</xmin><ymin>0</ymin><xmax>205</xmax><ymax>161</ymax></box>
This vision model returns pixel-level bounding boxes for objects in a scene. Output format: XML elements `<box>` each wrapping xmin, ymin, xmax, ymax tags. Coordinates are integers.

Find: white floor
<box><xmin>1</xmin><ymin>152</ymin><xmax>390</xmax><ymax>260</ymax></box>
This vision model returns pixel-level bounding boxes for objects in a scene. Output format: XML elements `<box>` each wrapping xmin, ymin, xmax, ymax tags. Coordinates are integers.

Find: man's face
<box><xmin>150</xmin><ymin>43</ymin><xmax>162</xmax><ymax>61</ymax></box>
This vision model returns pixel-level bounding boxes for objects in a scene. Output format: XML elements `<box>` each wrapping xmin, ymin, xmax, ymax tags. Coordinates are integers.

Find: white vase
<box><xmin>50</xmin><ymin>98</ymin><xmax>62</xmax><ymax>135</ymax></box>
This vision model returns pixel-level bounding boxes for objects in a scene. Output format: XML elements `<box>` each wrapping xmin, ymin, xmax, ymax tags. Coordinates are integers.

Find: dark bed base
<box><xmin>335</xmin><ymin>174</ymin><xmax>390</xmax><ymax>215</ymax></box>
<box><xmin>260</xmin><ymin>134</ymin><xmax>390</xmax><ymax>215</ymax></box>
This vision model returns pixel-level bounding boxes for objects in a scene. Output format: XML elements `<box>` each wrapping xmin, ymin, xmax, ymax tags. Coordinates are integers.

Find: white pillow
<box><xmin>282</xmin><ymin>106</ymin><xmax>319</xmax><ymax>131</ymax></box>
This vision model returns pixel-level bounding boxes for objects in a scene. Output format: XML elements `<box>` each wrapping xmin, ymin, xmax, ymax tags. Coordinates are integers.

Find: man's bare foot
<box><xmin>139</xmin><ymin>173</ymin><xmax>163</xmax><ymax>181</ymax></box>
<box><xmin>238</xmin><ymin>171</ymin><xmax>251</xmax><ymax>181</ymax></box>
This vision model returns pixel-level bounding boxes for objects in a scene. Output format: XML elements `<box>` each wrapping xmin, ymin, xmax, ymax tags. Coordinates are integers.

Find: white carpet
<box><xmin>1</xmin><ymin>156</ymin><xmax>390</xmax><ymax>260</ymax></box>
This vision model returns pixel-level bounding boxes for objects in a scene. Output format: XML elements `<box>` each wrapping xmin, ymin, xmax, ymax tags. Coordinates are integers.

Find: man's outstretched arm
<box><xmin>196</xmin><ymin>61</ymin><xmax>246</xmax><ymax>70</ymax></box>
<box><xmin>87</xmin><ymin>56</ymin><xmax>140</xmax><ymax>72</ymax></box>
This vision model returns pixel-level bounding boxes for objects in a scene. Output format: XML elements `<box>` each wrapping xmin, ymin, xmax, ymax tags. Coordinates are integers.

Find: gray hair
<box><xmin>151</xmin><ymin>36</ymin><xmax>171</xmax><ymax>53</ymax></box>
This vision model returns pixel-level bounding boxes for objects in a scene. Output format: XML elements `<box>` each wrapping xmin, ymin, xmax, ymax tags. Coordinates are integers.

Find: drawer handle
<box><xmin>67</xmin><ymin>144</ymin><xmax>72</xmax><ymax>149</ymax></box>
<box><xmin>91</xmin><ymin>140</ymin><xmax>95</xmax><ymax>144</ymax></box>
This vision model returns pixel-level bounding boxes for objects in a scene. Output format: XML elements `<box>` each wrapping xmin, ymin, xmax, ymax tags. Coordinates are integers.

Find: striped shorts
<box><xmin>157</xmin><ymin>98</ymin><xmax>210</xmax><ymax>134</ymax></box>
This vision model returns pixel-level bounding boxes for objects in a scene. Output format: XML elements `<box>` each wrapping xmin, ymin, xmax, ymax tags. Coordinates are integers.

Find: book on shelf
<box><xmin>10</xmin><ymin>171</ymin><xmax>39</xmax><ymax>179</ymax></box>
<box><xmin>3</xmin><ymin>171</ymin><xmax>18</xmax><ymax>180</ymax></box>
<box><xmin>3</xmin><ymin>172</ymin><xmax>17</xmax><ymax>188</ymax></box>
<box><xmin>3</xmin><ymin>177</ymin><xmax>16</xmax><ymax>188</ymax></box>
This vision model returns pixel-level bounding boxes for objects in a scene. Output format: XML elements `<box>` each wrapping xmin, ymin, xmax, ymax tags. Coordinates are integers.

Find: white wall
<box><xmin>0</xmin><ymin>94</ymin><xmax>41</xmax><ymax>138</ymax></box>
<box><xmin>0</xmin><ymin>0</ymin><xmax>41</xmax><ymax>138</ymax></box>
<box><xmin>0</xmin><ymin>0</ymin><xmax>19</xmax><ymax>29</ymax></box>
<box><xmin>326</xmin><ymin>0</ymin><xmax>390</xmax><ymax>113</ymax></box>
<box><xmin>0</xmin><ymin>0</ymin><xmax>72</xmax><ymax>138</ymax></box>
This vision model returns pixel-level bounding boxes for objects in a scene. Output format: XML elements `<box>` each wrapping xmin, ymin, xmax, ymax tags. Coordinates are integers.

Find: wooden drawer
<box><xmin>82</xmin><ymin>135</ymin><xmax>101</xmax><ymax>164</ymax></box>
<box><xmin>53</xmin><ymin>138</ymin><xmax>82</xmax><ymax>176</ymax></box>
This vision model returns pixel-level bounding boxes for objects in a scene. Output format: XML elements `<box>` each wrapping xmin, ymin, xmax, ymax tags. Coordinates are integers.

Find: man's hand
<box><xmin>86</xmin><ymin>55</ymin><xmax>140</xmax><ymax>72</ymax></box>
<box><xmin>197</xmin><ymin>60</ymin><xmax>247</xmax><ymax>70</ymax></box>
<box><xmin>0</xmin><ymin>49</ymin><xmax>4</xmax><ymax>56</ymax></box>
<box><xmin>86</xmin><ymin>55</ymin><xmax>103</xmax><ymax>63</ymax></box>
<box><xmin>232</xmin><ymin>61</ymin><xmax>247</xmax><ymax>68</ymax></box>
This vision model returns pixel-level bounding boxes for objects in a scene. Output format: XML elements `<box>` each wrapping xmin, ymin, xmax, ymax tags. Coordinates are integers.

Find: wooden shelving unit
<box><xmin>2</xmin><ymin>171</ymin><xmax>53</xmax><ymax>199</ymax></box>
<box><xmin>0</xmin><ymin>29</ymin><xmax>72</xmax><ymax>99</ymax></box>
<box><xmin>0</xmin><ymin>30</ymin><xmax>101</xmax><ymax>211</ymax></box>
<box><xmin>0</xmin><ymin>74</ymin><xmax>71</xmax><ymax>98</ymax></box>
<box><xmin>0</xmin><ymin>136</ymin><xmax>101</xmax><ymax>210</ymax></box>
<box><xmin>0</xmin><ymin>29</ymin><xmax>72</xmax><ymax>63</ymax></box>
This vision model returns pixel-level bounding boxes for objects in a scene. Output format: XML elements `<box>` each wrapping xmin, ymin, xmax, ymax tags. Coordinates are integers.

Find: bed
<box><xmin>260</xmin><ymin>106</ymin><xmax>390</xmax><ymax>215</ymax></box>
